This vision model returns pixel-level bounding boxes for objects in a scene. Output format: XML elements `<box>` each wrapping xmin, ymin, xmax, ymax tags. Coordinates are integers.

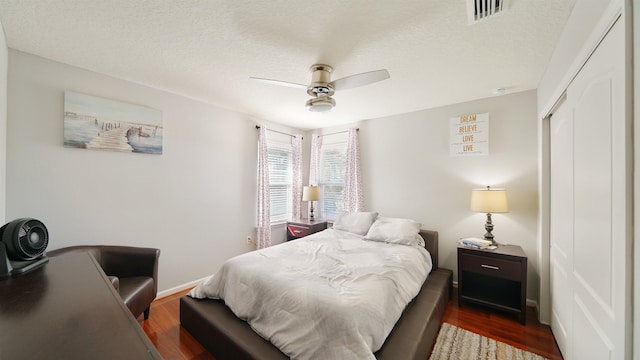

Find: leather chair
<box><xmin>47</xmin><ymin>245</ymin><xmax>160</xmax><ymax>320</ymax></box>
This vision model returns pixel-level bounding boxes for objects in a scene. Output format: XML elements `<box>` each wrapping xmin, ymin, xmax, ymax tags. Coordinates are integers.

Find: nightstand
<box><xmin>457</xmin><ymin>244</ymin><xmax>527</xmax><ymax>324</ymax></box>
<box><xmin>286</xmin><ymin>219</ymin><xmax>328</xmax><ymax>241</ymax></box>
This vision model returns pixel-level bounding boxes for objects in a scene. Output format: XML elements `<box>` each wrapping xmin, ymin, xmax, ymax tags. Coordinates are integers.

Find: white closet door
<box><xmin>549</xmin><ymin>95</ymin><xmax>573</xmax><ymax>358</ymax></box>
<box><xmin>549</xmin><ymin>19</ymin><xmax>630</xmax><ymax>360</ymax></box>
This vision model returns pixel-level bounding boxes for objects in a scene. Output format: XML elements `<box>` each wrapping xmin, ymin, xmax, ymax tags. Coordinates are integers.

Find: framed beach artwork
<box><xmin>64</xmin><ymin>91</ymin><xmax>163</xmax><ymax>154</ymax></box>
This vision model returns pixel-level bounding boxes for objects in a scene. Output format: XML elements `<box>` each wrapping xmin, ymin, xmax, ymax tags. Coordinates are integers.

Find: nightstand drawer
<box><xmin>460</xmin><ymin>253</ymin><xmax>521</xmax><ymax>281</ymax></box>
<box><xmin>287</xmin><ymin>225</ymin><xmax>312</xmax><ymax>237</ymax></box>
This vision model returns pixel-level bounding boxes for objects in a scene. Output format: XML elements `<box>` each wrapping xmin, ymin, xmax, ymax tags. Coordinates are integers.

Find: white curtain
<box><xmin>308</xmin><ymin>134</ymin><xmax>322</xmax><ymax>218</ymax></box>
<box><xmin>256</xmin><ymin>127</ymin><xmax>271</xmax><ymax>249</ymax></box>
<box><xmin>291</xmin><ymin>135</ymin><xmax>303</xmax><ymax>219</ymax></box>
<box><xmin>343</xmin><ymin>128</ymin><xmax>364</xmax><ymax>212</ymax></box>
<box><xmin>308</xmin><ymin>134</ymin><xmax>322</xmax><ymax>186</ymax></box>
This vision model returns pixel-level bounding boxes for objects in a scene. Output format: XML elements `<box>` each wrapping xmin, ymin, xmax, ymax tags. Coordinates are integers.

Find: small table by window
<box><xmin>286</xmin><ymin>219</ymin><xmax>328</xmax><ymax>241</ymax></box>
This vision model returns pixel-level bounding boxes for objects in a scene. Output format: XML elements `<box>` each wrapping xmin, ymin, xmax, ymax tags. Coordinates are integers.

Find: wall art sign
<box><xmin>449</xmin><ymin>112</ymin><xmax>489</xmax><ymax>157</ymax></box>
<box><xmin>64</xmin><ymin>91</ymin><xmax>163</xmax><ymax>154</ymax></box>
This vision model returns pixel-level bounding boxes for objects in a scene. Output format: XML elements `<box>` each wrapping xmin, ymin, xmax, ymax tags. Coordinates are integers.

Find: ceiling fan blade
<box><xmin>330</xmin><ymin>69</ymin><xmax>390</xmax><ymax>91</ymax></box>
<box><xmin>249</xmin><ymin>77</ymin><xmax>307</xmax><ymax>89</ymax></box>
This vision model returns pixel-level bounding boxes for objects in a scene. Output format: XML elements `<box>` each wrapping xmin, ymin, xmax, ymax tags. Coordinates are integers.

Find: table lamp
<box><xmin>302</xmin><ymin>186</ymin><xmax>321</xmax><ymax>221</ymax></box>
<box><xmin>470</xmin><ymin>186</ymin><xmax>509</xmax><ymax>245</ymax></box>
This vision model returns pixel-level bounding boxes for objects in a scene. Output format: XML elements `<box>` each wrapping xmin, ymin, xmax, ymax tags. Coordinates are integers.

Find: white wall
<box><xmin>634</xmin><ymin>1</ymin><xmax>640</xmax><ymax>356</ymax></box>
<box><xmin>5</xmin><ymin>50</ymin><xmax>297</xmax><ymax>295</ymax></box>
<box><xmin>538</xmin><ymin>0</ymin><xmax>618</xmax><ymax>115</ymax></box>
<box><xmin>356</xmin><ymin>90</ymin><xmax>540</xmax><ymax>302</ymax></box>
<box><xmin>0</xmin><ymin>22</ymin><xmax>7</xmax><ymax>223</ymax></box>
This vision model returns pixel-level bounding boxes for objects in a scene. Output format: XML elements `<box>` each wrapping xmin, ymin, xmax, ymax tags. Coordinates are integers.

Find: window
<box><xmin>317</xmin><ymin>135</ymin><xmax>348</xmax><ymax>220</ymax></box>
<box><xmin>267</xmin><ymin>138</ymin><xmax>293</xmax><ymax>223</ymax></box>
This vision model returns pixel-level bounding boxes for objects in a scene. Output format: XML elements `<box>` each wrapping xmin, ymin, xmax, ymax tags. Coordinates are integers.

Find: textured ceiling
<box><xmin>0</xmin><ymin>0</ymin><xmax>575</xmax><ymax>130</ymax></box>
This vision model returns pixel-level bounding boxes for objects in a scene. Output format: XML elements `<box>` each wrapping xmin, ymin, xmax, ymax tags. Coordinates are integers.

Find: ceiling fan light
<box><xmin>306</xmin><ymin>97</ymin><xmax>335</xmax><ymax>112</ymax></box>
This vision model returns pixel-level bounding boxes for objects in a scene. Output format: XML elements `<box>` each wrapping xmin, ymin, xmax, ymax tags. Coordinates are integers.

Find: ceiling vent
<box><xmin>467</xmin><ymin>0</ymin><xmax>507</xmax><ymax>24</ymax></box>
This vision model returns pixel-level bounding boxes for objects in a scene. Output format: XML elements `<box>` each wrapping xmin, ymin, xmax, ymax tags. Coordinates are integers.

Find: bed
<box><xmin>180</xmin><ymin>214</ymin><xmax>452</xmax><ymax>360</ymax></box>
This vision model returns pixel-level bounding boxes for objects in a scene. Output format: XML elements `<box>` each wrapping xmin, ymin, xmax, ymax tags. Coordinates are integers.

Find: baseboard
<box><xmin>156</xmin><ymin>277</ymin><xmax>208</xmax><ymax>299</ymax></box>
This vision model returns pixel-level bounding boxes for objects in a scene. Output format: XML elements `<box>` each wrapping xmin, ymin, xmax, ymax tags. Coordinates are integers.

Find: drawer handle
<box><xmin>481</xmin><ymin>264</ymin><xmax>500</xmax><ymax>270</ymax></box>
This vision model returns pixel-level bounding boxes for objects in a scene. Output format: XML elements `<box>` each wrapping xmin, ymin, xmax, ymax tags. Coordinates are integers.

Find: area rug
<box><xmin>429</xmin><ymin>323</ymin><xmax>550</xmax><ymax>360</ymax></box>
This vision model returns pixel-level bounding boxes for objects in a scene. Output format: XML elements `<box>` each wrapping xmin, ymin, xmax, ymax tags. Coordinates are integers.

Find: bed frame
<box><xmin>180</xmin><ymin>230</ymin><xmax>452</xmax><ymax>360</ymax></box>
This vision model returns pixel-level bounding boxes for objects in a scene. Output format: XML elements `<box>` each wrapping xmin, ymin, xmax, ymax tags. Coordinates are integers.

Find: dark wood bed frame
<box><xmin>180</xmin><ymin>230</ymin><xmax>452</xmax><ymax>360</ymax></box>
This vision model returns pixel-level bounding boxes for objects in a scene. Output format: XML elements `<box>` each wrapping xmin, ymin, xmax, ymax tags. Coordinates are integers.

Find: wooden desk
<box><xmin>0</xmin><ymin>252</ymin><xmax>161</xmax><ymax>360</ymax></box>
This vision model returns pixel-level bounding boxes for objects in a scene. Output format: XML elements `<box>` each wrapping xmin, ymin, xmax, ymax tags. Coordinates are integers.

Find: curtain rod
<box><xmin>317</xmin><ymin>128</ymin><xmax>359</xmax><ymax>137</ymax></box>
<box><xmin>255</xmin><ymin>125</ymin><xmax>358</xmax><ymax>139</ymax></box>
<box><xmin>255</xmin><ymin>125</ymin><xmax>301</xmax><ymax>139</ymax></box>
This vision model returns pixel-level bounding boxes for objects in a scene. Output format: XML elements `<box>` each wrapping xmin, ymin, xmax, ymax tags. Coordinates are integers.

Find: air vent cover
<box><xmin>467</xmin><ymin>0</ymin><xmax>507</xmax><ymax>24</ymax></box>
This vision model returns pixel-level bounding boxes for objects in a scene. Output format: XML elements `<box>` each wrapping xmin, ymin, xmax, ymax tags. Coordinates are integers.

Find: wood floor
<box><xmin>140</xmin><ymin>287</ymin><xmax>563</xmax><ymax>360</ymax></box>
<box><xmin>140</xmin><ymin>289</ymin><xmax>214</xmax><ymax>360</ymax></box>
<box><xmin>443</xmin><ymin>288</ymin><xmax>563</xmax><ymax>360</ymax></box>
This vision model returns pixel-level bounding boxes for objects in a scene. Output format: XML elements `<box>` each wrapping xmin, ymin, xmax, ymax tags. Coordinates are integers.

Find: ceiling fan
<box><xmin>250</xmin><ymin>64</ymin><xmax>390</xmax><ymax>112</ymax></box>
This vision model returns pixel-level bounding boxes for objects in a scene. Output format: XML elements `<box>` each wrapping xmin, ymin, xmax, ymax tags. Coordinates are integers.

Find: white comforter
<box><xmin>188</xmin><ymin>228</ymin><xmax>433</xmax><ymax>360</ymax></box>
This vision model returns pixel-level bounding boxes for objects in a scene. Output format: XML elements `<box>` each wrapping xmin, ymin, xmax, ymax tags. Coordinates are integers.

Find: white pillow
<box><xmin>415</xmin><ymin>234</ymin><xmax>426</xmax><ymax>247</ymax></box>
<box><xmin>365</xmin><ymin>216</ymin><xmax>422</xmax><ymax>246</ymax></box>
<box><xmin>332</xmin><ymin>211</ymin><xmax>379</xmax><ymax>235</ymax></box>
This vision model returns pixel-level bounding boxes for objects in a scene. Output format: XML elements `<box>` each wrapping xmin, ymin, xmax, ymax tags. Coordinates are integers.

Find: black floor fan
<box><xmin>0</xmin><ymin>218</ymin><xmax>49</xmax><ymax>277</ymax></box>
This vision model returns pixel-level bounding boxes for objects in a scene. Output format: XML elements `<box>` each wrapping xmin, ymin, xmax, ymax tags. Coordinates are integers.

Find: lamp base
<box><xmin>309</xmin><ymin>202</ymin><xmax>315</xmax><ymax>222</ymax></box>
<box><xmin>483</xmin><ymin>213</ymin><xmax>498</xmax><ymax>246</ymax></box>
<box><xmin>483</xmin><ymin>235</ymin><xmax>497</xmax><ymax>247</ymax></box>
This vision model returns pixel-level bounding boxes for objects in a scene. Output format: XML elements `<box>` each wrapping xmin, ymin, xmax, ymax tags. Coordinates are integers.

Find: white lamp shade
<box><xmin>471</xmin><ymin>187</ymin><xmax>509</xmax><ymax>213</ymax></box>
<box><xmin>302</xmin><ymin>186</ymin><xmax>321</xmax><ymax>201</ymax></box>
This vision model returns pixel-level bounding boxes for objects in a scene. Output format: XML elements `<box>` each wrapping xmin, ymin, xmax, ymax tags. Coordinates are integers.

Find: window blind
<box><xmin>267</xmin><ymin>142</ymin><xmax>293</xmax><ymax>222</ymax></box>
<box><xmin>318</xmin><ymin>141</ymin><xmax>347</xmax><ymax>220</ymax></box>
